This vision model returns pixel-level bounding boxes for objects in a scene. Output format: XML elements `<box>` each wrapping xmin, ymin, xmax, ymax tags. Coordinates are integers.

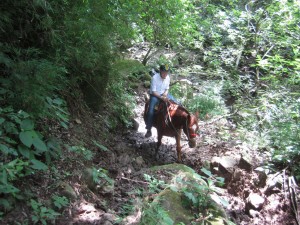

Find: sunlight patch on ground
<box><xmin>72</xmin><ymin>200</ymin><xmax>104</xmax><ymax>223</ymax></box>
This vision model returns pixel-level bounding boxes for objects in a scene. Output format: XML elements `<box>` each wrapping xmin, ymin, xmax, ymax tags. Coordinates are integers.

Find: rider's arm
<box><xmin>152</xmin><ymin>91</ymin><xmax>166</xmax><ymax>100</ymax></box>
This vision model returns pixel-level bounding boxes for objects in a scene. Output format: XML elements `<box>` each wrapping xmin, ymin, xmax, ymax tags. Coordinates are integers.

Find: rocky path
<box><xmin>102</xmin><ymin>87</ymin><xmax>299</xmax><ymax>225</ymax></box>
<box><xmin>48</xmin><ymin>83</ymin><xmax>298</xmax><ymax>225</ymax></box>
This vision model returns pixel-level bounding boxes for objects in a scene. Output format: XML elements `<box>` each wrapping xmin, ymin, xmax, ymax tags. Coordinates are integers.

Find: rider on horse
<box><xmin>145</xmin><ymin>64</ymin><xmax>179</xmax><ymax>138</ymax></box>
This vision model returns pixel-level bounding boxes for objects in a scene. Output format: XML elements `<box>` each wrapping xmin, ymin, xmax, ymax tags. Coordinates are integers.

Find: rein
<box><xmin>164</xmin><ymin>101</ymin><xmax>181</xmax><ymax>137</ymax></box>
<box><xmin>164</xmin><ymin>101</ymin><xmax>196</xmax><ymax>140</ymax></box>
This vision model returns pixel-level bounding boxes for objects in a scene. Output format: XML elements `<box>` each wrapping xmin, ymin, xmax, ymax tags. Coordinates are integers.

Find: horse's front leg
<box><xmin>156</xmin><ymin>130</ymin><xmax>162</xmax><ymax>157</ymax></box>
<box><xmin>175</xmin><ymin>129</ymin><xmax>182</xmax><ymax>163</ymax></box>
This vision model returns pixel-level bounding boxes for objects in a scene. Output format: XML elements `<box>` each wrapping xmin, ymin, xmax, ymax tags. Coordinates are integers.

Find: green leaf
<box><xmin>0</xmin><ymin>198</ymin><xmax>10</xmax><ymax>209</ymax></box>
<box><xmin>0</xmin><ymin>117</ymin><xmax>5</xmax><ymax>124</ymax></box>
<box><xmin>18</xmin><ymin>145</ymin><xmax>33</xmax><ymax>159</ymax></box>
<box><xmin>201</xmin><ymin>167</ymin><xmax>212</xmax><ymax>177</ymax></box>
<box><xmin>169</xmin><ymin>185</ymin><xmax>178</xmax><ymax>192</ymax></box>
<box><xmin>60</xmin><ymin>122</ymin><xmax>68</xmax><ymax>129</ymax></box>
<box><xmin>92</xmin><ymin>140</ymin><xmax>109</xmax><ymax>151</ymax></box>
<box><xmin>0</xmin><ymin>183</ymin><xmax>20</xmax><ymax>194</ymax></box>
<box><xmin>184</xmin><ymin>191</ymin><xmax>197</xmax><ymax>204</ymax></box>
<box><xmin>21</xmin><ymin>119</ymin><xmax>34</xmax><ymax>130</ymax></box>
<box><xmin>0</xmin><ymin>170</ymin><xmax>7</xmax><ymax>184</ymax></box>
<box><xmin>2</xmin><ymin>137</ymin><xmax>17</xmax><ymax>144</ymax></box>
<box><xmin>0</xmin><ymin>144</ymin><xmax>17</xmax><ymax>156</ymax></box>
<box><xmin>53</xmin><ymin>98</ymin><xmax>63</xmax><ymax>105</ymax></box>
<box><xmin>30</xmin><ymin>159</ymin><xmax>48</xmax><ymax>170</ymax></box>
<box><xmin>19</xmin><ymin>131</ymin><xmax>34</xmax><ymax>147</ymax></box>
<box><xmin>33</xmin><ymin>138</ymin><xmax>48</xmax><ymax>152</ymax></box>
<box><xmin>0</xmin><ymin>144</ymin><xmax>9</xmax><ymax>154</ymax></box>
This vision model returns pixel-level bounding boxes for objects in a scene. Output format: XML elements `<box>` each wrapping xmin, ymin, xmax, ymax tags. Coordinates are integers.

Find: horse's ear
<box><xmin>195</xmin><ymin>111</ymin><xmax>199</xmax><ymax>118</ymax></box>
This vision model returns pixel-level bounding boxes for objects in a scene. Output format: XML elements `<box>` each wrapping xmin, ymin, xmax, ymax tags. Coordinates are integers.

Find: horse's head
<box><xmin>185</xmin><ymin>112</ymin><xmax>199</xmax><ymax>148</ymax></box>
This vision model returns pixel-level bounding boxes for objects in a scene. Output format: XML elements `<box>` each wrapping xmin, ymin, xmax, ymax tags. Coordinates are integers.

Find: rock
<box><xmin>209</xmin><ymin>217</ymin><xmax>227</xmax><ymax>225</ymax></box>
<box><xmin>144</xmin><ymin>164</ymin><xmax>229</xmax><ymax>224</ymax></box>
<box><xmin>132</xmin><ymin>118</ymin><xmax>139</xmax><ymax>131</ymax></box>
<box><xmin>134</xmin><ymin>156</ymin><xmax>145</xmax><ymax>167</ymax></box>
<box><xmin>246</xmin><ymin>193</ymin><xmax>265</xmax><ymax>212</ymax></box>
<box><xmin>238</xmin><ymin>156</ymin><xmax>252</xmax><ymax>171</ymax></box>
<box><xmin>99</xmin><ymin>181</ymin><xmax>115</xmax><ymax>197</ymax></box>
<box><xmin>102</xmin><ymin>221</ymin><xmax>113</xmax><ymax>225</ymax></box>
<box><xmin>249</xmin><ymin>209</ymin><xmax>259</xmax><ymax>218</ymax></box>
<box><xmin>232</xmin><ymin>169</ymin><xmax>242</xmax><ymax>182</ymax></box>
<box><xmin>118</xmin><ymin>153</ymin><xmax>132</xmax><ymax>166</ymax></box>
<box><xmin>75</xmin><ymin>118</ymin><xmax>82</xmax><ymax>124</ymax></box>
<box><xmin>99</xmin><ymin>213</ymin><xmax>118</xmax><ymax>225</ymax></box>
<box><xmin>211</xmin><ymin>156</ymin><xmax>240</xmax><ymax>184</ymax></box>
<box><xmin>120</xmin><ymin>198</ymin><xmax>143</xmax><ymax>225</ymax></box>
<box><xmin>264</xmin><ymin>173</ymin><xmax>283</xmax><ymax>195</ymax></box>
<box><xmin>155</xmin><ymin>189</ymin><xmax>194</xmax><ymax>224</ymax></box>
<box><xmin>82</xmin><ymin>168</ymin><xmax>97</xmax><ymax>191</ymax></box>
<box><xmin>254</xmin><ymin>167</ymin><xmax>268</xmax><ymax>187</ymax></box>
<box><xmin>59</xmin><ymin>182</ymin><xmax>77</xmax><ymax>200</ymax></box>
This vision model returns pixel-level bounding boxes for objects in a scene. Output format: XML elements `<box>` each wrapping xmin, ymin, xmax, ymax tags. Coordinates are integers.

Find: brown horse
<box><xmin>144</xmin><ymin>100</ymin><xmax>199</xmax><ymax>162</ymax></box>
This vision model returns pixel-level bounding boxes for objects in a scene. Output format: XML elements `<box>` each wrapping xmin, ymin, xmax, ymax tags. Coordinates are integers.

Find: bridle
<box><xmin>185</xmin><ymin>115</ymin><xmax>199</xmax><ymax>140</ymax></box>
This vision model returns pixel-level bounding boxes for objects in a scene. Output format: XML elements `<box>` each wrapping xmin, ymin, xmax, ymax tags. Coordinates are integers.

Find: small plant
<box><xmin>52</xmin><ymin>195</ymin><xmax>69</xmax><ymax>210</ymax></box>
<box><xmin>187</xmin><ymin>96</ymin><xmax>219</xmax><ymax>119</ymax></box>
<box><xmin>30</xmin><ymin>199</ymin><xmax>60</xmax><ymax>225</ymax></box>
<box><xmin>0</xmin><ymin>107</ymin><xmax>53</xmax><ymax>213</ymax></box>
<box><xmin>92</xmin><ymin>167</ymin><xmax>113</xmax><ymax>186</ymax></box>
<box><xmin>118</xmin><ymin>199</ymin><xmax>135</xmax><ymax>218</ymax></box>
<box><xmin>143</xmin><ymin>174</ymin><xmax>167</xmax><ymax>194</ymax></box>
<box><xmin>92</xmin><ymin>140</ymin><xmax>110</xmax><ymax>152</ymax></box>
<box><xmin>140</xmin><ymin>202</ymin><xmax>174</xmax><ymax>225</ymax></box>
<box><xmin>170</xmin><ymin>168</ymin><xmax>227</xmax><ymax>224</ymax></box>
<box><xmin>45</xmin><ymin>96</ymin><xmax>69</xmax><ymax>129</ymax></box>
<box><xmin>68</xmin><ymin>145</ymin><xmax>94</xmax><ymax>160</ymax></box>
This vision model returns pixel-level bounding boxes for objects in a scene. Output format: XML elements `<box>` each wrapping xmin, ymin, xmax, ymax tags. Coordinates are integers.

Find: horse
<box><xmin>144</xmin><ymin>99</ymin><xmax>199</xmax><ymax>162</ymax></box>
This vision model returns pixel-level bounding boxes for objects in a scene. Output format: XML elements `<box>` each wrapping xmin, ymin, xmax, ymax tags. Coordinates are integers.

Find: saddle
<box><xmin>154</xmin><ymin>100</ymin><xmax>179</xmax><ymax>128</ymax></box>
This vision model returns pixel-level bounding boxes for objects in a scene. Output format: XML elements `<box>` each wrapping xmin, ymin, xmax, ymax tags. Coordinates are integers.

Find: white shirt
<box><xmin>150</xmin><ymin>72</ymin><xmax>170</xmax><ymax>95</ymax></box>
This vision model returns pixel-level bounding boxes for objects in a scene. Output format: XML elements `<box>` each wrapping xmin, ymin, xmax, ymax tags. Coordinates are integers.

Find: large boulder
<box><xmin>139</xmin><ymin>164</ymin><xmax>231</xmax><ymax>225</ymax></box>
<box><xmin>211</xmin><ymin>155</ymin><xmax>240</xmax><ymax>184</ymax></box>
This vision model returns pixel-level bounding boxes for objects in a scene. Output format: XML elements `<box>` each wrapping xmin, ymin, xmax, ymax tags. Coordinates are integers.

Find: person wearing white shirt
<box><xmin>145</xmin><ymin>64</ymin><xmax>178</xmax><ymax>138</ymax></box>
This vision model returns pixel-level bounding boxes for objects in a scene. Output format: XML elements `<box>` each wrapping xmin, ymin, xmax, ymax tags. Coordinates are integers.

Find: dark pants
<box><xmin>145</xmin><ymin>94</ymin><xmax>179</xmax><ymax>130</ymax></box>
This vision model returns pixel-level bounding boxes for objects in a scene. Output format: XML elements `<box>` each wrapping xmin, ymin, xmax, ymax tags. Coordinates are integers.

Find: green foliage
<box><xmin>91</xmin><ymin>167</ymin><xmax>113</xmax><ymax>186</ymax></box>
<box><xmin>117</xmin><ymin>199</ymin><xmax>135</xmax><ymax>220</ymax></box>
<box><xmin>140</xmin><ymin>202</ymin><xmax>174</xmax><ymax>225</ymax></box>
<box><xmin>141</xmin><ymin>169</ymin><xmax>227</xmax><ymax>224</ymax></box>
<box><xmin>30</xmin><ymin>199</ymin><xmax>60</xmax><ymax>225</ymax></box>
<box><xmin>143</xmin><ymin>174</ymin><xmax>167</xmax><ymax>194</ymax></box>
<box><xmin>0</xmin><ymin>46</ymin><xmax>67</xmax><ymax>119</ymax></box>
<box><xmin>170</xmin><ymin>80</ymin><xmax>227</xmax><ymax>120</ymax></box>
<box><xmin>52</xmin><ymin>195</ymin><xmax>69</xmax><ymax>210</ymax></box>
<box><xmin>172</xmin><ymin>168</ymin><xmax>227</xmax><ymax>221</ymax></box>
<box><xmin>189</xmin><ymin>0</ymin><xmax>300</xmax><ymax>179</ymax></box>
<box><xmin>92</xmin><ymin>140</ymin><xmax>110</xmax><ymax>152</ymax></box>
<box><xmin>187</xmin><ymin>96</ymin><xmax>219</xmax><ymax>119</ymax></box>
<box><xmin>67</xmin><ymin>145</ymin><xmax>94</xmax><ymax>161</ymax></box>
<box><xmin>45</xmin><ymin>97</ymin><xmax>69</xmax><ymax>129</ymax></box>
<box><xmin>105</xmin><ymin>60</ymin><xmax>147</xmax><ymax>128</ymax></box>
<box><xmin>0</xmin><ymin>107</ymin><xmax>63</xmax><ymax>213</ymax></box>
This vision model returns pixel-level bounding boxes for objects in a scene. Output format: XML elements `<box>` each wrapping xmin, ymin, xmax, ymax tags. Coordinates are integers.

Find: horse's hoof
<box><xmin>176</xmin><ymin>158</ymin><xmax>183</xmax><ymax>164</ymax></box>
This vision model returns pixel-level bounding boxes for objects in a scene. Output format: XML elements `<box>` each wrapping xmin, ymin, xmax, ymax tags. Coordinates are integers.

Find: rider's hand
<box><xmin>162</xmin><ymin>96</ymin><xmax>168</xmax><ymax>101</ymax></box>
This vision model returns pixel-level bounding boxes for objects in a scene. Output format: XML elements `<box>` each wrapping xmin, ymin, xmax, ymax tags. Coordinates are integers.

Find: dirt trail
<box><xmin>106</xmin><ymin>85</ymin><xmax>297</xmax><ymax>225</ymax></box>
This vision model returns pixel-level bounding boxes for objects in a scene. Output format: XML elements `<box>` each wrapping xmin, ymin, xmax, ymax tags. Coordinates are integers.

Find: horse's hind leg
<box><xmin>175</xmin><ymin>132</ymin><xmax>182</xmax><ymax>163</ymax></box>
